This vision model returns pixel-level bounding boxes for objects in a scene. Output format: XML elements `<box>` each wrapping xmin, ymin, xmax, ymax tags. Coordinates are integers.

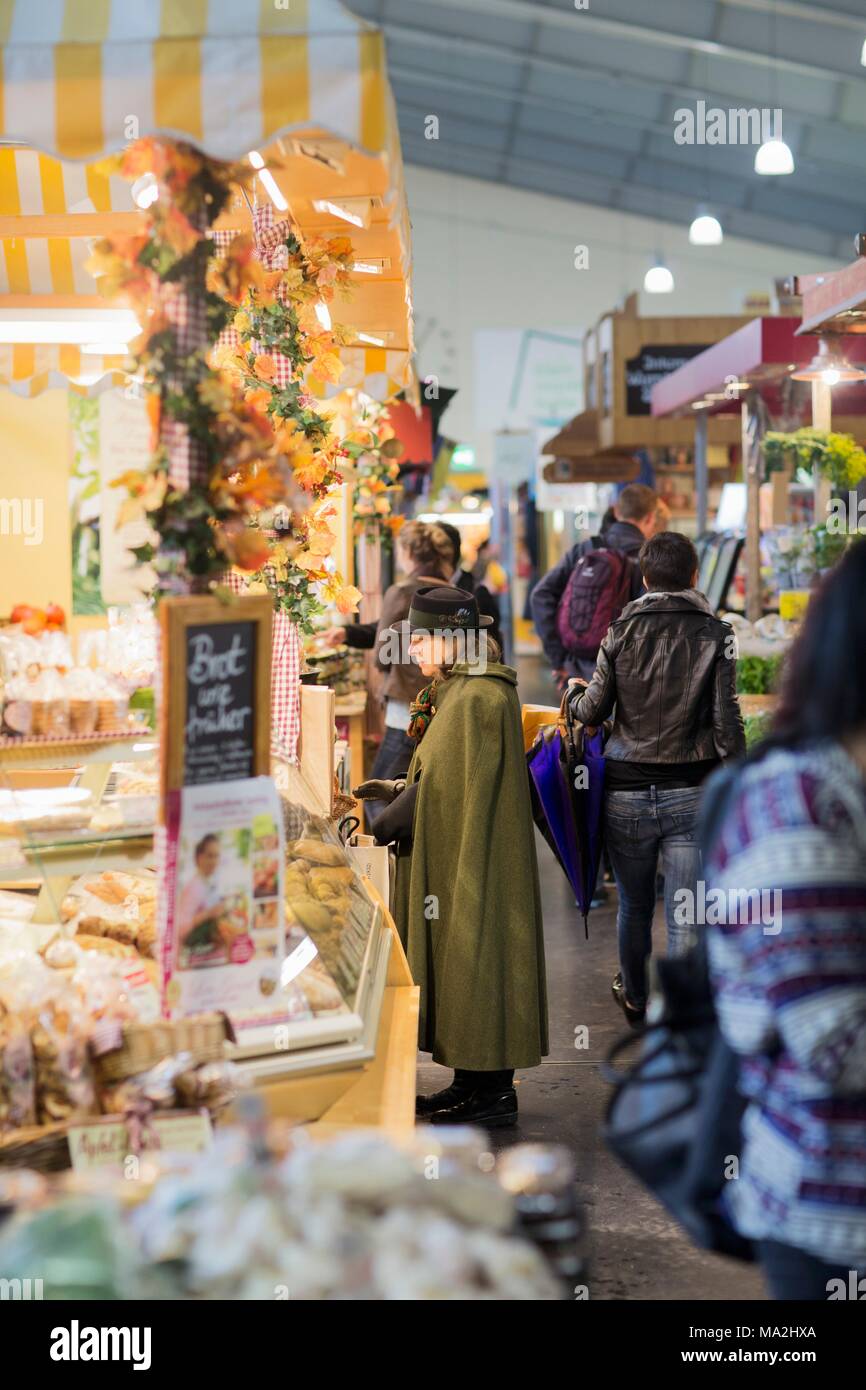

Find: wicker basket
<box><xmin>93</xmin><ymin>1013</ymin><xmax>230</xmax><ymax>1084</ymax></box>
<box><xmin>0</xmin><ymin>1121</ymin><xmax>70</xmax><ymax>1173</ymax></box>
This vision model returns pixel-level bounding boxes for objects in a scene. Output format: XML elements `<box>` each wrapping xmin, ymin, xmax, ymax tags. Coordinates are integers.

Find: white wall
<box><xmin>405</xmin><ymin>164</ymin><xmax>843</xmax><ymax>467</ymax></box>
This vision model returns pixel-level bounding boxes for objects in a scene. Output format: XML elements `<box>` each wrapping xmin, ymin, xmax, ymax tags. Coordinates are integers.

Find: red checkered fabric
<box><xmin>210</xmin><ymin>211</ymin><xmax>296</xmax><ymax>391</ymax></box>
<box><xmin>160</xmin><ymin>272</ymin><xmax>210</xmax><ymax>491</ymax></box>
<box><xmin>221</xmin><ymin>567</ymin><xmax>301</xmax><ymax>763</ymax></box>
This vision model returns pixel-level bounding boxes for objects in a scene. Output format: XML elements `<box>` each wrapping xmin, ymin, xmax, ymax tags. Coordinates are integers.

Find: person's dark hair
<box><xmin>639</xmin><ymin>532</ymin><xmax>698</xmax><ymax>591</ymax></box>
<box><xmin>770</xmin><ymin>539</ymin><xmax>866</xmax><ymax>750</ymax></box>
<box><xmin>599</xmin><ymin>506</ymin><xmax>617</xmax><ymax>536</ymax></box>
<box><xmin>438</xmin><ymin>521</ymin><xmax>462</xmax><ymax>571</ymax></box>
<box><xmin>195</xmin><ymin>834</ymin><xmax>219</xmax><ymax>860</ymax></box>
<box><xmin>616</xmin><ymin>482</ymin><xmax>657</xmax><ymax>523</ymax></box>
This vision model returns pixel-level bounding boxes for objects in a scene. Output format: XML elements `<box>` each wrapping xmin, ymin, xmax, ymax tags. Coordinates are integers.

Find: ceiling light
<box><xmin>861</xmin><ymin>38</ymin><xmax>866</xmax><ymax>66</ymax></box>
<box><xmin>754</xmin><ymin>138</ymin><xmax>794</xmax><ymax>175</ymax></box>
<box><xmin>314</xmin><ymin>301</ymin><xmax>332</xmax><ymax>330</ymax></box>
<box><xmin>691</xmin><ymin>399</ymin><xmax>713</xmax><ymax>409</ymax></box>
<box><xmin>790</xmin><ymin>339</ymin><xmax>866</xmax><ymax>384</ymax></box>
<box><xmin>0</xmin><ymin>309</ymin><xmax>141</xmax><ymax>345</ymax></box>
<box><xmin>131</xmin><ymin>173</ymin><xmax>158</xmax><ymax>209</ymax></box>
<box><xmin>644</xmin><ymin>261</ymin><xmax>674</xmax><ymax>294</ymax></box>
<box><xmin>312</xmin><ymin>198</ymin><xmax>371</xmax><ymax>228</ymax></box>
<box><xmin>258</xmin><ymin>168</ymin><xmax>287</xmax><ymax>211</ymax></box>
<box><xmin>689</xmin><ymin>213</ymin><xmax>723</xmax><ymax>246</ymax></box>
<box><xmin>461</xmin><ymin>495</ymin><xmax>481</xmax><ymax>510</ymax></box>
<box><xmin>246</xmin><ymin>151</ymin><xmax>288</xmax><ymax>210</ymax></box>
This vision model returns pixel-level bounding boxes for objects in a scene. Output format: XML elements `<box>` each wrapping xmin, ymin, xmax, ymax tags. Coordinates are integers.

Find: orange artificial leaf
<box><xmin>253</xmin><ymin>354</ymin><xmax>276</xmax><ymax>382</ymax></box>
<box><xmin>334</xmin><ymin>584</ymin><xmax>363</xmax><ymax>615</ymax></box>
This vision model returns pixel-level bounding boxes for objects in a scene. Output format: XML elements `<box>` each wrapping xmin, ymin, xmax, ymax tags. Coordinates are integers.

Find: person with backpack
<box><xmin>570</xmin><ymin>532</ymin><xmax>745</xmax><ymax>1027</ymax></box>
<box><xmin>530</xmin><ymin>483</ymin><xmax>660</xmax><ymax>690</ymax></box>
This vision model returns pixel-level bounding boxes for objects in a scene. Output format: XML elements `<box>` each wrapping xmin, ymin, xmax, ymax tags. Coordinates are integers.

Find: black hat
<box><xmin>406</xmin><ymin>585</ymin><xmax>493</xmax><ymax>634</ymax></box>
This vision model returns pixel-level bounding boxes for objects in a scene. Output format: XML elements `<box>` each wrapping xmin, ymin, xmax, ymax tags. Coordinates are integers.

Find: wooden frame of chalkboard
<box><xmin>159</xmin><ymin>594</ymin><xmax>273</xmax><ymax>805</ymax></box>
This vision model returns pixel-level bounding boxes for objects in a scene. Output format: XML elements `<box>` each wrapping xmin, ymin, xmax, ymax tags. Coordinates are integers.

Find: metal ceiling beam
<box><xmin>421</xmin><ymin>0</ymin><xmax>866</xmax><ymax>84</ymax></box>
<box><xmin>724</xmin><ymin>0</ymin><xmax>866</xmax><ymax>30</ymax></box>
<box><xmin>394</xmin><ymin>102</ymin><xmax>860</xmax><ymax>245</ymax></box>
<box><xmin>376</xmin><ymin>16</ymin><xmax>866</xmax><ymax>138</ymax></box>
<box><xmin>401</xmin><ymin>130</ymin><xmax>847</xmax><ymax>261</ymax></box>
<box><xmin>388</xmin><ymin>60</ymin><xmax>863</xmax><ymax>186</ymax></box>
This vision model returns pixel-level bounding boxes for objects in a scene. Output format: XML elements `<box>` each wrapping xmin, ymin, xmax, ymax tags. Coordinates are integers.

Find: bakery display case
<box><xmin>0</xmin><ymin>739</ymin><xmax>396</xmax><ymax>1117</ymax></box>
<box><xmin>231</xmin><ymin>763</ymin><xmax>392</xmax><ymax>1084</ymax></box>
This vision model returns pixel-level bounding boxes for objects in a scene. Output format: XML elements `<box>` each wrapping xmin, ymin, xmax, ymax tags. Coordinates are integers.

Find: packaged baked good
<box><xmin>99</xmin><ymin>1052</ymin><xmax>195</xmax><ymax>1116</ymax></box>
<box><xmin>174</xmin><ymin>1059</ymin><xmax>241</xmax><ymax>1113</ymax></box>
<box><xmin>65</xmin><ymin>669</ymin><xmax>99</xmax><ymax>735</ymax></box>
<box><xmin>31</xmin><ymin>998</ymin><xmax>96</xmax><ymax>1124</ymax></box>
<box><xmin>0</xmin><ymin>1004</ymin><xmax>36</xmax><ymax>1133</ymax></box>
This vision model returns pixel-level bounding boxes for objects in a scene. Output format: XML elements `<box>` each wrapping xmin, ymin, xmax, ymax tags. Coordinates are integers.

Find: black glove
<box><xmin>352</xmin><ymin>778</ymin><xmax>405</xmax><ymax>805</ymax></box>
<box><xmin>371</xmin><ymin>781</ymin><xmax>419</xmax><ymax>846</ymax></box>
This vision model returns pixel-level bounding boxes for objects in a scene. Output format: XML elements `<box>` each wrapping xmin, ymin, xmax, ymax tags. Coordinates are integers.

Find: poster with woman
<box><xmin>163</xmin><ymin>777</ymin><xmax>286</xmax><ymax>1035</ymax></box>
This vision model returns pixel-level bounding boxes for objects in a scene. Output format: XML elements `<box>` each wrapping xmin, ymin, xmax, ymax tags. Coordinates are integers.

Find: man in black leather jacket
<box><xmin>570</xmin><ymin>531</ymin><xmax>745</xmax><ymax>1026</ymax></box>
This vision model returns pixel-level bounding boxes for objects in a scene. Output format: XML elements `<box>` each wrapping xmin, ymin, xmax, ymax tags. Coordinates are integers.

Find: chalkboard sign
<box><xmin>160</xmin><ymin>595</ymin><xmax>272</xmax><ymax>801</ymax></box>
<box><xmin>184</xmin><ymin>621</ymin><xmax>256</xmax><ymax>784</ymax></box>
<box><xmin>625</xmin><ymin>343</ymin><xmax>707</xmax><ymax>416</ymax></box>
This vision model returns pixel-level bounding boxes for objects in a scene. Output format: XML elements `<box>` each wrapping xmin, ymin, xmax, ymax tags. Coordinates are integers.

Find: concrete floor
<box><xmin>417</xmin><ymin>655</ymin><xmax>766</xmax><ymax>1302</ymax></box>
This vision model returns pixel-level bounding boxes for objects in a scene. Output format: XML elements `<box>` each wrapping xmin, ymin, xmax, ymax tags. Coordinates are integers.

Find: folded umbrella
<box><xmin>527</xmin><ymin>693</ymin><xmax>606</xmax><ymax>935</ymax></box>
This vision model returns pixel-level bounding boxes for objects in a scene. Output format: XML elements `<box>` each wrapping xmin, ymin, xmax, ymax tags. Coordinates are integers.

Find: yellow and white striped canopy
<box><xmin>0</xmin><ymin>0</ymin><xmax>414</xmax><ymax>396</ymax></box>
<box><xmin>0</xmin><ymin>0</ymin><xmax>392</xmax><ymax>163</ymax></box>
<box><xmin>0</xmin><ymin>343</ymin><xmax>125</xmax><ymax>396</ymax></box>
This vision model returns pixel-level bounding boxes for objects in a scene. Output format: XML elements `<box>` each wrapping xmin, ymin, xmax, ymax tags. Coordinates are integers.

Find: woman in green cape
<box><xmin>355</xmin><ymin>585</ymin><xmax>548</xmax><ymax>1127</ymax></box>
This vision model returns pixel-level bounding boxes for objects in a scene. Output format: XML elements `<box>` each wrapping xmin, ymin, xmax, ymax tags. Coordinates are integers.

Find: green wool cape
<box><xmin>393</xmin><ymin>661</ymin><xmax>549</xmax><ymax>1070</ymax></box>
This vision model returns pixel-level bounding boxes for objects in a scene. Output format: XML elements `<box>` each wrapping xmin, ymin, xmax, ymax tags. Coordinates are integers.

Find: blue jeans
<box><xmin>604</xmin><ymin>786</ymin><xmax>702</xmax><ymax>1010</ymax></box>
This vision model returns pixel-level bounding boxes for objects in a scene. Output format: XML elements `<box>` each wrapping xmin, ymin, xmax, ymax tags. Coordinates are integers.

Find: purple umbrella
<box><xmin>527</xmin><ymin>709</ymin><xmax>606</xmax><ymax>935</ymax></box>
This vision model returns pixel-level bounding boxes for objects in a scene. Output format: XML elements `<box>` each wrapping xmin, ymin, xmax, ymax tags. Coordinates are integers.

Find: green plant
<box><xmin>761</xmin><ymin>427</ymin><xmax>866</xmax><ymax>490</ymax></box>
<box><xmin>736</xmin><ymin>653</ymin><xmax>785</xmax><ymax>695</ymax></box>
<box><xmin>811</xmin><ymin>523</ymin><xmax>848</xmax><ymax>571</ymax></box>
<box><xmin>743</xmin><ymin>710</ymin><xmax>772</xmax><ymax>750</ymax></box>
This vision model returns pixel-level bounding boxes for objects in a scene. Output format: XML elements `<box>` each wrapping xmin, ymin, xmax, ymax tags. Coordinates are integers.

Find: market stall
<box><xmin>651</xmin><ymin>315</ymin><xmax>866</xmax><ymax>622</ymax></box>
<box><xmin>0</xmin><ymin>0</ymin><xmax>420</xmax><ymax>1171</ymax></box>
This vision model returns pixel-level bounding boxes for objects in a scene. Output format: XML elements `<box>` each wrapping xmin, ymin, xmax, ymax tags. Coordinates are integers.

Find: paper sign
<box><xmin>68</xmin><ymin>1110</ymin><xmax>213</xmax><ymax>1174</ymax></box>
<box><xmin>163</xmin><ymin>776</ymin><xmax>286</xmax><ymax>1033</ymax></box>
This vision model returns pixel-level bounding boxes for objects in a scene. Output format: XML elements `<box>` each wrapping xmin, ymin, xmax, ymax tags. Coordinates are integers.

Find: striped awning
<box><xmin>0</xmin><ymin>343</ymin><xmax>126</xmax><ymax>396</ymax></box>
<box><xmin>0</xmin><ymin>0</ymin><xmax>414</xmax><ymax>395</ymax></box>
<box><xmin>0</xmin><ymin>1</ymin><xmax>392</xmax><ymax>163</ymax></box>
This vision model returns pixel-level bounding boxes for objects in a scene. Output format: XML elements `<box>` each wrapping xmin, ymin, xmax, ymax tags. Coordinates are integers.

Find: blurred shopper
<box><xmin>355</xmin><ymin>586</ymin><xmax>548</xmax><ymax>1127</ymax></box>
<box><xmin>530</xmin><ymin>482</ymin><xmax>659</xmax><ymax>688</ymax></box>
<box><xmin>323</xmin><ymin>520</ymin><xmax>453</xmax><ymax>810</ymax></box>
<box><xmin>438</xmin><ymin>521</ymin><xmax>503</xmax><ymax>649</ymax></box>
<box><xmin>570</xmin><ymin>532</ymin><xmax>744</xmax><ymax>1025</ymax></box>
<box><xmin>704</xmin><ymin>542</ymin><xmax>866</xmax><ymax>1300</ymax></box>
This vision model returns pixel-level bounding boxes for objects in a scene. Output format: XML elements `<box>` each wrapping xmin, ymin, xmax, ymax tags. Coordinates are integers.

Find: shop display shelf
<box><xmin>0</xmin><ymin>829</ymin><xmax>154</xmax><ymax>884</ymax></box>
<box><xmin>0</xmin><ymin>731</ymin><xmax>157</xmax><ymax>772</ymax></box>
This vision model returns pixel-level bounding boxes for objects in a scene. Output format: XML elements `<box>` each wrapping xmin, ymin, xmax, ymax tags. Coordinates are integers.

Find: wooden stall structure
<box><xmin>651</xmin><ymin>317</ymin><xmax>866</xmax><ymax>620</ymax></box>
<box><xmin>0</xmin><ymin>0</ymin><xmax>420</xmax><ymax>1138</ymax></box>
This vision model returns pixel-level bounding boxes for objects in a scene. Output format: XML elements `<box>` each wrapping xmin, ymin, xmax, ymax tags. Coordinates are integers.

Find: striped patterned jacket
<box><xmin>705</xmin><ymin>741</ymin><xmax>866</xmax><ymax>1265</ymax></box>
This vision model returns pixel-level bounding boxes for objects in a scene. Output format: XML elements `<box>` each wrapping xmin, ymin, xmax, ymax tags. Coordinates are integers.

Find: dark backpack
<box><xmin>555</xmin><ymin>542</ymin><xmax>635</xmax><ymax>659</ymax></box>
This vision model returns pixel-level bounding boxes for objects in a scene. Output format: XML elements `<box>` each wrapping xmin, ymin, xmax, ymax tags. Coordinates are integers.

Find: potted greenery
<box><xmin>761</xmin><ymin>427</ymin><xmax>866</xmax><ymax>491</ymax></box>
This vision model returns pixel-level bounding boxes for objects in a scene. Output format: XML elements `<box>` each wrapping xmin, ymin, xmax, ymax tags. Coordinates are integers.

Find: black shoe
<box><xmin>427</xmin><ymin>1087</ymin><xmax>518</xmax><ymax>1128</ymax></box>
<box><xmin>415</xmin><ymin>1085</ymin><xmax>462</xmax><ymax>1116</ymax></box>
<box><xmin>611</xmin><ymin>972</ymin><xmax>646</xmax><ymax>1029</ymax></box>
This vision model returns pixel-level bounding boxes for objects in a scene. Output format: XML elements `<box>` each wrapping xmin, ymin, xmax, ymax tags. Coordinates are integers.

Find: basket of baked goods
<box><xmin>0</xmin><ymin>882</ymin><xmax>241</xmax><ymax>1172</ymax></box>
